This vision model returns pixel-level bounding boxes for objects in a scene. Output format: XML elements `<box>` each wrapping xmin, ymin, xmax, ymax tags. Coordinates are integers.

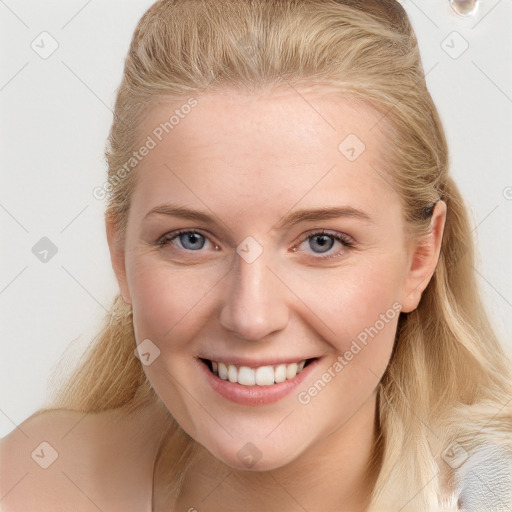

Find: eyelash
<box><xmin>295</xmin><ymin>229</ymin><xmax>355</xmax><ymax>260</ymax></box>
<box><xmin>155</xmin><ymin>229</ymin><xmax>355</xmax><ymax>261</ymax></box>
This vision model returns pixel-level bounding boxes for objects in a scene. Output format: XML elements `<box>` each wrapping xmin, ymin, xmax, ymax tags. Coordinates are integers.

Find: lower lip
<box><xmin>197</xmin><ymin>358</ymin><xmax>320</xmax><ymax>406</ymax></box>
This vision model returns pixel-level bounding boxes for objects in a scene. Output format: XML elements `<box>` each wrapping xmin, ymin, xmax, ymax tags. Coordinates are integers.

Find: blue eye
<box><xmin>156</xmin><ymin>230</ymin><xmax>213</xmax><ymax>251</ymax></box>
<box><xmin>177</xmin><ymin>231</ymin><xmax>206</xmax><ymax>250</ymax></box>
<box><xmin>309</xmin><ymin>234</ymin><xmax>335</xmax><ymax>253</ymax></box>
<box><xmin>296</xmin><ymin>230</ymin><xmax>354</xmax><ymax>261</ymax></box>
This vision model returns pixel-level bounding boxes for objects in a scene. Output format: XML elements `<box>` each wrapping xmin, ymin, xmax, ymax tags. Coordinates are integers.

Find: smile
<box><xmin>204</xmin><ymin>359</ymin><xmax>312</xmax><ymax>386</ymax></box>
<box><xmin>198</xmin><ymin>357</ymin><xmax>320</xmax><ymax>405</ymax></box>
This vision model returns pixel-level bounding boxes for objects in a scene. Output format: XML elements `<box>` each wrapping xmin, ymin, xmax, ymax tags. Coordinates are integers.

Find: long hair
<box><xmin>37</xmin><ymin>1</ymin><xmax>512</xmax><ymax>509</ymax></box>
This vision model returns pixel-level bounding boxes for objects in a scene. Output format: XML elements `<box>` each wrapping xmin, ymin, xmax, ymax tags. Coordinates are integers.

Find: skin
<box><xmin>0</xmin><ymin>408</ymin><xmax>167</xmax><ymax>511</ymax></box>
<box><xmin>106</xmin><ymin>86</ymin><xmax>446</xmax><ymax>511</ymax></box>
<box><xmin>0</xmin><ymin>86</ymin><xmax>447</xmax><ymax>512</ymax></box>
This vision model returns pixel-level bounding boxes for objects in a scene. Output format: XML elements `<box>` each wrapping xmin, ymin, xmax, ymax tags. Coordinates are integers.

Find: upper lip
<box><xmin>198</xmin><ymin>355</ymin><xmax>319</xmax><ymax>368</ymax></box>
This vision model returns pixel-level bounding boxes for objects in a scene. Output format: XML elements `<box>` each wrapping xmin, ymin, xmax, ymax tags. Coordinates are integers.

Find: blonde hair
<box><xmin>39</xmin><ymin>1</ymin><xmax>512</xmax><ymax>509</ymax></box>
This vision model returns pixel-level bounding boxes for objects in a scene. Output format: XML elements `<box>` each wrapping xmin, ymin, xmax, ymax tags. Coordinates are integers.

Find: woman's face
<box><xmin>109</xmin><ymin>87</ymin><xmax>441</xmax><ymax>471</ymax></box>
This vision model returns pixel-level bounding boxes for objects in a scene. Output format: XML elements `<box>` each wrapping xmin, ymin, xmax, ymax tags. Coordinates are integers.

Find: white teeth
<box><xmin>238</xmin><ymin>366</ymin><xmax>256</xmax><ymax>386</ymax></box>
<box><xmin>286</xmin><ymin>362</ymin><xmax>298</xmax><ymax>380</ymax></box>
<box><xmin>209</xmin><ymin>359</ymin><xmax>309</xmax><ymax>386</ymax></box>
<box><xmin>218</xmin><ymin>362</ymin><xmax>228</xmax><ymax>380</ymax></box>
<box><xmin>255</xmin><ymin>366</ymin><xmax>274</xmax><ymax>386</ymax></box>
<box><xmin>227</xmin><ymin>364</ymin><xmax>238</xmax><ymax>383</ymax></box>
<box><xmin>274</xmin><ymin>364</ymin><xmax>287</xmax><ymax>383</ymax></box>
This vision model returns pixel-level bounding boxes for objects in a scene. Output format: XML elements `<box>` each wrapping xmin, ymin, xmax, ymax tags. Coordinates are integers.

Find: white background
<box><xmin>1</xmin><ymin>0</ymin><xmax>511</xmax><ymax>438</ymax></box>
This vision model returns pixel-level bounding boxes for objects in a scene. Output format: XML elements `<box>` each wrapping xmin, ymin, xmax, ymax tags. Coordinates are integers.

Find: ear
<box><xmin>401</xmin><ymin>201</ymin><xmax>447</xmax><ymax>313</ymax></box>
<box><xmin>105</xmin><ymin>213</ymin><xmax>132</xmax><ymax>305</ymax></box>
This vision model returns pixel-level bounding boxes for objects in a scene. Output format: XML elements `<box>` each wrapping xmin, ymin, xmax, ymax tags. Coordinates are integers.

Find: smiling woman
<box><xmin>2</xmin><ymin>1</ymin><xmax>512</xmax><ymax>511</ymax></box>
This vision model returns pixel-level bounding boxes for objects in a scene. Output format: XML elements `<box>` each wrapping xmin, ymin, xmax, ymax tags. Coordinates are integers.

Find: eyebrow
<box><xmin>143</xmin><ymin>203</ymin><xmax>373</xmax><ymax>230</ymax></box>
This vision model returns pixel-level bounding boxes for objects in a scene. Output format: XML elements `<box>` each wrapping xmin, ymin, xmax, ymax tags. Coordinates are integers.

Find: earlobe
<box><xmin>401</xmin><ymin>201</ymin><xmax>447</xmax><ymax>313</ymax></box>
<box><xmin>105</xmin><ymin>214</ymin><xmax>132</xmax><ymax>305</ymax></box>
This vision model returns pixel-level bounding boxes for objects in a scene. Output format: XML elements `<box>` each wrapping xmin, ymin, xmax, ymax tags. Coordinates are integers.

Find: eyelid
<box><xmin>155</xmin><ymin>228</ymin><xmax>218</xmax><ymax>249</ymax></box>
<box><xmin>292</xmin><ymin>229</ymin><xmax>355</xmax><ymax>261</ymax></box>
<box><xmin>296</xmin><ymin>229</ymin><xmax>355</xmax><ymax>246</ymax></box>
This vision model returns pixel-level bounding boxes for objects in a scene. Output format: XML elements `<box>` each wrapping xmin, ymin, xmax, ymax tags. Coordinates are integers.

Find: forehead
<box><xmin>129</xmin><ymin>86</ymin><xmax>397</xmax><ymax>223</ymax></box>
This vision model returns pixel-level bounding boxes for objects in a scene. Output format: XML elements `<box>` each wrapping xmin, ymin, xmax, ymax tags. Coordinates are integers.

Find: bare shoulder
<box><xmin>0</xmin><ymin>406</ymin><xmax>163</xmax><ymax>511</ymax></box>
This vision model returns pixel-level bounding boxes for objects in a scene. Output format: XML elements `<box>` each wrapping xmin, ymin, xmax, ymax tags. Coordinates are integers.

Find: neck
<box><xmin>154</xmin><ymin>392</ymin><xmax>381</xmax><ymax>512</ymax></box>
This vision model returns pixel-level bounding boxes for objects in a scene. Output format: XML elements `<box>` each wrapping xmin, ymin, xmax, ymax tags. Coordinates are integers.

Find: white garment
<box><xmin>453</xmin><ymin>444</ymin><xmax>512</xmax><ymax>511</ymax></box>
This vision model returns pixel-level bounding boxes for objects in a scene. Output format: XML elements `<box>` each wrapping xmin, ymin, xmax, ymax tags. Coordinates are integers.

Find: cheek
<box><xmin>126</xmin><ymin>257</ymin><xmax>221</xmax><ymax>345</ymax></box>
<box><xmin>285</xmin><ymin>254</ymin><xmax>405</xmax><ymax>347</ymax></box>
<box><xmin>338</xmin><ymin>270</ymin><xmax>402</xmax><ymax>350</ymax></box>
<box><xmin>291</xmin><ymin>261</ymin><xmax>403</xmax><ymax>413</ymax></box>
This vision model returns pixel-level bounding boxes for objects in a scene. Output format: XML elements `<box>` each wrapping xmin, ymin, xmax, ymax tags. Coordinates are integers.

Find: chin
<box><xmin>204</xmin><ymin>440</ymin><xmax>302</xmax><ymax>472</ymax></box>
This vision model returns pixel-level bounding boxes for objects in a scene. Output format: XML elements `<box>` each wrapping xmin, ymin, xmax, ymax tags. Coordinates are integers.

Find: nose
<box><xmin>219</xmin><ymin>250</ymin><xmax>289</xmax><ymax>341</ymax></box>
